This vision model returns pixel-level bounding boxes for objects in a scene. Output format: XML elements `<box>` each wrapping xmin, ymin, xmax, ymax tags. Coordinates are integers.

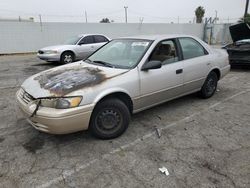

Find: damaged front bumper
<box><xmin>16</xmin><ymin>88</ymin><xmax>94</xmax><ymax>134</ymax></box>
<box><xmin>37</xmin><ymin>53</ymin><xmax>60</xmax><ymax>62</ymax></box>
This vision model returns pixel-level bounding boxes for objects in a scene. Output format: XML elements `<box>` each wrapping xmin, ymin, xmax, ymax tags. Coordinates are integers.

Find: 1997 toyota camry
<box><xmin>16</xmin><ymin>35</ymin><xmax>230</xmax><ymax>139</ymax></box>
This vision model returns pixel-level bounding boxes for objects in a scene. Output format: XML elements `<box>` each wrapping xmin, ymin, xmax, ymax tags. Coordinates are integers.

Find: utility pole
<box><xmin>85</xmin><ymin>10</ymin><xmax>88</xmax><ymax>23</ymax></box>
<box><xmin>124</xmin><ymin>6</ymin><xmax>128</xmax><ymax>23</ymax></box>
<box><xmin>244</xmin><ymin>0</ymin><xmax>249</xmax><ymax>21</ymax></box>
<box><xmin>39</xmin><ymin>14</ymin><xmax>42</xmax><ymax>31</ymax></box>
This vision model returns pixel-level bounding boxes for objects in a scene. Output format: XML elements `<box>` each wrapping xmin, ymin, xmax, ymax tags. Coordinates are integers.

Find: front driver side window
<box><xmin>79</xmin><ymin>36</ymin><xmax>94</xmax><ymax>45</ymax></box>
<box><xmin>149</xmin><ymin>40</ymin><xmax>179</xmax><ymax>65</ymax></box>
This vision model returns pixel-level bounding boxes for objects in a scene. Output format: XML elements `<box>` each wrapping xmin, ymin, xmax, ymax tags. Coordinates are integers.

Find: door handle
<box><xmin>176</xmin><ymin>69</ymin><xmax>183</xmax><ymax>74</ymax></box>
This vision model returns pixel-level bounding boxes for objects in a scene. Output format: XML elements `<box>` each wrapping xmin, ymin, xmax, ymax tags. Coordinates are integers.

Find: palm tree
<box><xmin>238</xmin><ymin>13</ymin><xmax>250</xmax><ymax>23</ymax></box>
<box><xmin>195</xmin><ymin>6</ymin><xmax>205</xmax><ymax>23</ymax></box>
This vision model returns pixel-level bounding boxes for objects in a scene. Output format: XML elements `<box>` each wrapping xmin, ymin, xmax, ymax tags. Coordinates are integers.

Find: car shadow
<box><xmin>230</xmin><ymin>66</ymin><xmax>250</xmax><ymax>71</ymax></box>
<box><xmin>32</xmin><ymin>62</ymin><xmax>59</xmax><ymax>67</ymax></box>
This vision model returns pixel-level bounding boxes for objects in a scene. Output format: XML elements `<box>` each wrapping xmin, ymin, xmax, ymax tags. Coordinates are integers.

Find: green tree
<box><xmin>238</xmin><ymin>13</ymin><xmax>250</xmax><ymax>23</ymax></box>
<box><xmin>195</xmin><ymin>6</ymin><xmax>205</xmax><ymax>23</ymax></box>
<box><xmin>100</xmin><ymin>18</ymin><xmax>110</xmax><ymax>23</ymax></box>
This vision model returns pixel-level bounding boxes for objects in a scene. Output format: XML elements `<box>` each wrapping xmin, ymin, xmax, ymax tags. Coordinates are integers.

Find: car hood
<box><xmin>40</xmin><ymin>45</ymin><xmax>75</xmax><ymax>51</ymax></box>
<box><xmin>229</xmin><ymin>23</ymin><xmax>250</xmax><ymax>42</ymax></box>
<box><xmin>21</xmin><ymin>61</ymin><xmax>130</xmax><ymax>98</ymax></box>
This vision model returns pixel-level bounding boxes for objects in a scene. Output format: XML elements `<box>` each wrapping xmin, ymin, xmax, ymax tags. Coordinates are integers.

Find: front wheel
<box><xmin>60</xmin><ymin>51</ymin><xmax>74</xmax><ymax>64</ymax></box>
<box><xmin>89</xmin><ymin>99</ymin><xmax>130</xmax><ymax>139</ymax></box>
<box><xmin>199</xmin><ymin>71</ymin><xmax>218</xmax><ymax>99</ymax></box>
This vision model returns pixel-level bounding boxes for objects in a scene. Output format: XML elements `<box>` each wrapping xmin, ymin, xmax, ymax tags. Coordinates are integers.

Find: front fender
<box><xmin>93</xmin><ymin>87</ymin><xmax>132</xmax><ymax>104</ymax></box>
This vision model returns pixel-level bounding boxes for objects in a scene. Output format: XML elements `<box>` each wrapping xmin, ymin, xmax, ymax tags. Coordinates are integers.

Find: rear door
<box><xmin>93</xmin><ymin>35</ymin><xmax>109</xmax><ymax>50</ymax></box>
<box><xmin>178</xmin><ymin>37</ymin><xmax>211</xmax><ymax>93</ymax></box>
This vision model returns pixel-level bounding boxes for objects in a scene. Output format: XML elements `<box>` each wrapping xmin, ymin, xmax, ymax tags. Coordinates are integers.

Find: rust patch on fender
<box><xmin>34</xmin><ymin>67</ymin><xmax>106</xmax><ymax>96</ymax></box>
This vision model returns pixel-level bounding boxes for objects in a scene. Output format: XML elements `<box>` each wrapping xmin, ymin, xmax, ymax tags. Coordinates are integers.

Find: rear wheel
<box><xmin>89</xmin><ymin>99</ymin><xmax>130</xmax><ymax>139</ymax></box>
<box><xmin>199</xmin><ymin>71</ymin><xmax>218</xmax><ymax>98</ymax></box>
<box><xmin>60</xmin><ymin>51</ymin><xmax>74</xmax><ymax>64</ymax></box>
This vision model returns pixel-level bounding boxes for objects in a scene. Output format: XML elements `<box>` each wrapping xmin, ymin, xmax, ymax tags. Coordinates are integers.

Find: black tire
<box><xmin>89</xmin><ymin>98</ymin><xmax>131</xmax><ymax>139</ymax></box>
<box><xmin>60</xmin><ymin>51</ymin><xmax>74</xmax><ymax>64</ymax></box>
<box><xmin>199</xmin><ymin>71</ymin><xmax>218</xmax><ymax>99</ymax></box>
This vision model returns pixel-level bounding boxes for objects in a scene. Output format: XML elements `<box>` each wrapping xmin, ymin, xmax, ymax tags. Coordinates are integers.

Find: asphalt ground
<box><xmin>0</xmin><ymin>55</ymin><xmax>249</xmax><ymax>188</ymax></box>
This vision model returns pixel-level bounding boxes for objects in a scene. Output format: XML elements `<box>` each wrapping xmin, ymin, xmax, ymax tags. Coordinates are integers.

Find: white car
<box><xmin>17</xmin><ymin>35</ymin><xmax>230</xmax><ymax>139</ymax></box>
<box><xmin>37</xmin><ymin>34</ymin><xmax>110</xmax><ymax>64</ymax></box>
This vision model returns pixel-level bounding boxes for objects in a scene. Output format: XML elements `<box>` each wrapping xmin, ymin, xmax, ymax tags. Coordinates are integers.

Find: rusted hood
<box><xmin>21</xmin><ymin>62</ymin><xmax>129</xmax><ymax>98</ymax></box>
<box><xmin>229</xmin><ymin>23</ymin><xmax>250</xmax><ymax>42</ymax></box>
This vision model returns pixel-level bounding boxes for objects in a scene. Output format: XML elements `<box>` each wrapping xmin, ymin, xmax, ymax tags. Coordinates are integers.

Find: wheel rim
<box><xmin>95</xmin><ymin>108</ymin><xmax>123</xmax><ymax>134</ymax></box>
<box><xmin>205</xmin><ymin>77</ymin><xmax>216</xmax><ymax>96</ymax></box>
<box><xmin>64</xmin><ymin>55</ymin><xmax>73</xmax><ymax>63</ymax></box>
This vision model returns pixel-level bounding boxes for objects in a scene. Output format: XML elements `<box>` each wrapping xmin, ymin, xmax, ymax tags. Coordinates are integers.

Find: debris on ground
<box><xmin>154</xmin><ymin>127</ymin><xmax>161</xmax><ymax>138</ymax></box>
<box><xmin>159</xmin><ymin>166</ymin><xmax>169</xmax><ymax>176</ymax></box>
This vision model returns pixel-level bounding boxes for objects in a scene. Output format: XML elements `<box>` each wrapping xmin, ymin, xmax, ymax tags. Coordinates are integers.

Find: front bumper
<box><xmin>37</xmin><ymin>53</ymin><xmax>61</xmax><ymax>62</ymax></box>
<box><xmin>16</xmin><ymin>89</ymin><xmax>94</xmax><ymax>134</ymax></box>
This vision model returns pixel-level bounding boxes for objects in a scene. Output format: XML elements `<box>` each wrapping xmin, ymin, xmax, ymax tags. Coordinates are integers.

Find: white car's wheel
<box><xmin>60</xmin><ymin>52</ymin><xmax>74</xmax><ymax>64</ymax></box>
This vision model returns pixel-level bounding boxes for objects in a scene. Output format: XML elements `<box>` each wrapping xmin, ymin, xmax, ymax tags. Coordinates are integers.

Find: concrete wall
<box><xmin>0</xmin><ymin>22</ymin><xmax>204</xmax><ymax>54</ymax></box>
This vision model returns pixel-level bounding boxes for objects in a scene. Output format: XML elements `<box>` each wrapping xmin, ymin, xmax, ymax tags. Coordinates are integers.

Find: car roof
<box><xmin>77</xmin><ymin>34</ymin><xmax>107</xmax><ymax>37</ymax></box>
<box><xmin>116</xmin><ymin>34</ymin><xmax>196</xmax><ymax>41</ymax></box>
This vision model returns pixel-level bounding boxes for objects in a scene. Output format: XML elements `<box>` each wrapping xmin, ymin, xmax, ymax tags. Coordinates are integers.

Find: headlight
<box><xmin>40</xmin><ymin>97</ymin><xmax>82</xmax><ymax>109</ymax></box>
<box><xmin>43</xmin><ymin>50</ymin><xmax>58</xmax><ymax>54</ymax></box>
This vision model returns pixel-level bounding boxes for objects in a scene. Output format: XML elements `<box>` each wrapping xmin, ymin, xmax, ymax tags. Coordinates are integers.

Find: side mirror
<box><xmin>141</xmin><ymin>60</ymin><xmax>162</xmax><ymax>71</ymax></box>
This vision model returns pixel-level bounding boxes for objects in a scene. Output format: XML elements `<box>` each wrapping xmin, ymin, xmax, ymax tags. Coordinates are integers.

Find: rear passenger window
<box><xmin>94</xmin><ymin>35</ymin><xmax>109</xmax><ymax>43</ymax></box>
<box><xmin>179</xmin><ymin>38</ymin><xmax>207</xmax><ymax>60</ymax></box>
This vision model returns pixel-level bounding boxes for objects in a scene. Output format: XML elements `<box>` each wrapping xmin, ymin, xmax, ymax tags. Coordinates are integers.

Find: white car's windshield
<box><xmin>87</xmin><ymin>39</ymin><xmax>152</xmax><ymax>69</ymax></box>
<box><xmin>63</xmin><ymin>36</ymin><xmax>82</xmax><ymax>45</ymax></box>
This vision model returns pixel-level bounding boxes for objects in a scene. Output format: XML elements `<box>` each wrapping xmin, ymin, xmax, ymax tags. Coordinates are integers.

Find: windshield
<box><xmin>87</xmin><ymin>39</ymin><xmax>152</xmax><ymax>69</ymax></box>
<box><xmin>63</xmin><ymin>36</ymin><xmax>82</xmax><ymax>45</ymax></box>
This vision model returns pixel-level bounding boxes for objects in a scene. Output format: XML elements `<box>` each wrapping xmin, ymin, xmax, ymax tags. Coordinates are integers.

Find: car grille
<box><xmin>38</xmin><ymin>50</ymin><xmax>44</xmax><ymax>54</ymax></box>
<box><xmin>18</xmin><ymin>88</ymin><xmax>35</xmax><ymax>104</ymax></box>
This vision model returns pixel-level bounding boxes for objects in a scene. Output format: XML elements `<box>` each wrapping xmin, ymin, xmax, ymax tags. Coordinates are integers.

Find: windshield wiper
<box><xmin>92</xmin><ymin>60</ymin><xmax>115</xmax><ymax>68</ymax></box>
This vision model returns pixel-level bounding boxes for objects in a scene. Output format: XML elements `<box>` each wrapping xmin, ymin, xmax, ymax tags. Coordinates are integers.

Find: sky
<box><xmin>0</xmin><ymin>0</ymin><xmax>248</xmax><ymax>23</ymax></box>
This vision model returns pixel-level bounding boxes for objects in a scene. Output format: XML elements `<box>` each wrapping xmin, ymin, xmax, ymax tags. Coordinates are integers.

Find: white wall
<box><xmin>0</xmin><ymin>22</ymin><xmax>204</xmax><ymax>54</ymax></box>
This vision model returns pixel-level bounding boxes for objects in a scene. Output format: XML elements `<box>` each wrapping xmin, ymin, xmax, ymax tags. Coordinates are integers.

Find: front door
<box><xmin>77</xmin><ymin>35</ymin><xmax>96</xmax><ymax>59</ymax></box>
<box><xmin>137</xmin><ymin>39</ymin><xmax>184</xmax><ymax>110</ymax></box>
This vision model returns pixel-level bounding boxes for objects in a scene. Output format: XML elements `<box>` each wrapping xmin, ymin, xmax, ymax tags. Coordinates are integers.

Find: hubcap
<box><xmin>96</xmin><ymin>108</ymin><xmax>122</xmax><ymax>133</ymax></box>
<box><xmin>64</xmin><ymin>55</ymin><xmax>73</xmax><ymax>63</ymax></box>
